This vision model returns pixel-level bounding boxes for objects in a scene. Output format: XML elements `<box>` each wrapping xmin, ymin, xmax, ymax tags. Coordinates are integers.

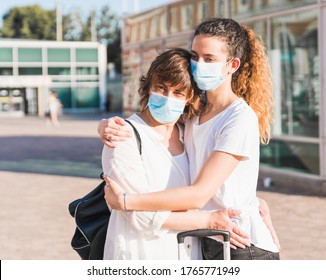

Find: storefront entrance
<box><xmin>0</xmin><ymin>87</ymin><xmax>38</xmax><ymax>116</ymax></box>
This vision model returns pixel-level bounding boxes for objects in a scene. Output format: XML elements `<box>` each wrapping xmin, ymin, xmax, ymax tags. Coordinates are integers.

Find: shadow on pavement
<box><xmin>0</xmin><ymin>135</ymin><xmax>103</xmax><ymax>178</ymax></box>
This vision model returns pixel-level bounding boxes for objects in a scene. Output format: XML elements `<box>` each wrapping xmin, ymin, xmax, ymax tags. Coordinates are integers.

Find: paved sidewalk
<box><xmin>0</xmin><ymin>114</ymin><xmax>325</xmax><ymax>260</ymax></box>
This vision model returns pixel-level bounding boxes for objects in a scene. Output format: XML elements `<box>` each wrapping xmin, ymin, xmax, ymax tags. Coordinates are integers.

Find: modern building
<box><xmin>0</xmin><ymin>40</ymin><xmax>107</xmax><ymax>117</ymax></box>
<box><xmin>120</xmin><ymin>0</ymin><xmax>326</xmax><ymax>192</ymax></box>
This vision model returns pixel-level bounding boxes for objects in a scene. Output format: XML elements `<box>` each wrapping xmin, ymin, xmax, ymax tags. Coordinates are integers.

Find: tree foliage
<box><xmin>1</xmin><ymin>5</ymin><xmax>56</xmax><ymax>40</ymax></box>
<box><xmin>1</xmin><ymin>4</ymin><xmax>121</xmax><ymax>72</ymax></box>
<box><xmin>63</xmin><ymin>8</ymin><xmax>85</xmax><ymax>41</ymax></box>
<box><xmin>97</xmin><ymin>6</ymin><xmax>120</xmax><ymax>45</ymax></box>
<box><xmin>97</xmin><ymin>6</ymin><xmax>121</xmax><ymax>74</ymax></box>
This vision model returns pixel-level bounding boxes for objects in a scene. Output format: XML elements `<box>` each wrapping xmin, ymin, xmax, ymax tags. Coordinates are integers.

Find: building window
<box><xmin>76</xmin><ymin>67</ymin><xmax>98</xmax><ymax>75</ymax></box>
<box><xmin>48</xmin><ymin>48</ymin><xmax>70</xmax><ymax>62</ymax></box>
<box><xmin>140</xmin><ymin>21</ymin><xmax>149</xmax><ymax>41</ymax></box>
<box><xmin>256</xmin><ymin>8</ymin><xmax>320</xmax><ymax>175</ymax></box>
<box><xmin>48</xmin><ymin>67</ymin><xmax>71</xmax><ymax>75</ymax></box>
<box><xmin>261</xmin><ymin>141</ymin><xmax>319</xmax><ymax>175</ymax></box>
<box><xmin>150</xmin><ymin>16</ymin><xmax>160</xmax><ymax>39</ymax></box>
<box><xmin>0</xmin><ymin>89</ymin><xmax>10</xmax><ymax>112</ymax></box>
<box><xmin>239</xmin><ymin>0</ymin><xmax>251</xmax><ymax>13</ymax></box>
<box><xmin>18</xmin><ymin>48</ymin><xmax>42</xmax><ymax>62</ymax></box>
<box><xmin>0</xmin><ymin>48</ymin><xmax>13</xmax><ymax>62</ymax></box>
<box><xmin>270</xmin><ymin>10</ymin><xmax>318</xmax><ymax>137</ymax></box>
<box><xmin>130</xmin><ymin>24</ymin><xmax>139</xmax><ymax>42</ymax></box>
<box><xmin>75</xmin><ymin>49</ymin><xmax>98</xmax><ymax>62</ymax></box>
<box><xmin>160</xmin><ymin>14</ymin><xmax>167</xmax><ymax>36</ymax></box>
<box><xmin>181</xmin><ymin>5</ymin><xmax>193</xmax><ymax>31</ymax></box>
<box><xmin>18</xmin><ymin>67</ymin><xmax>42</xmax><ymax>75</ymax></box>
<box><xmin>0</xmin><ymin>68</ymin><xmax>13</xmax><ymax>75</ymax></box>
<box><xmin>74</xmin><ymin>87</ymin><xmax>99</xmax><ymax>108</ymax></box>
<box><xmin>197</xmin><ymin>0</ymin><xmax>209</xmax><ymax>22</ymax></box>
<box><xmin>215</xmin><ymin>0</ymin><xmax>224</xmax><ymax>17</ymax></box>
<box><xmin>170</xmin><ymin>7</ymin><xmax>179</xmax><ymax>33</ymax></box>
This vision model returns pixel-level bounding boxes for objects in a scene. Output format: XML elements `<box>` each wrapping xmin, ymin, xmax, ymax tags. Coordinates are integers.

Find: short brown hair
<box><xmin>138</xmin><ymin>48</ymin><xmax>202</xmax><ymax>120</ymax></box>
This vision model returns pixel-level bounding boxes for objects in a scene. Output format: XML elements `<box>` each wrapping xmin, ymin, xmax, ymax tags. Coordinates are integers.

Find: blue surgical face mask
<box><xmin>147</xmin><ymin>92</ymin><xmax>186</xmax><ymax>124</ymax></box>
<box><xmin>191</xmin><ymin>59</ymin><xmax>230</xmax><ymax>92</ymax></box>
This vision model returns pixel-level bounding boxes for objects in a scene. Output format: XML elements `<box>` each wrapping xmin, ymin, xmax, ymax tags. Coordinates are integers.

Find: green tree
<box><xmin>1</xmin><ymin>5</ymin><xmax>56</xmax><ymax>40</ymax></box>
<box><xmin>1</xmin><ymin>4</ymin><xmax>121</xmax><ymax>73</ymax></box>
<box><xmin>96</xmin><ymin>5</ymin><xmax>120</xmax><ymax>45</ymax></box>
<box><xmin>81</xmin><ymin>15</ymin><xmax>92</xmax><ymax>41</ymax></box>
<box><xmin>96</xmin><ymin>5</ymin><xmax>121</xmax><ymax>73</ymax></box>
<box><xmin>63</xmin><ymin>8</ymin><xmax>84</xmax><ymax>41</ymax></box>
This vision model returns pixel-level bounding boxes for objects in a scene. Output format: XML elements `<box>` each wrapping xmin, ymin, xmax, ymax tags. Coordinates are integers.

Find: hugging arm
<box><xmin>99</xmin><ymin>116</ymin><xmax>238</xmax><ymax>211</ymax></box>
<box><xmin>98</xmin><ymin>116</ymin><xmax>132</xmax><ymax>148</ymax></box>
<box><xmin>104</xmin><ymin>136</ymin><xmax>249</xmax><ymax>248</ymax></box>
<box><xmin>104</xmin><ymin>173</ymin><xmax>250</xmax><ymax>249</ymax></box>
<box><xmin>99</xmin><ymin>118</ymin><xmax>279</xmax><ymax>247</ymax></box>
<box><xmin>106</xmin><ymin>150</ymin><xmax>241</xmax><ymax>211</ymax></box>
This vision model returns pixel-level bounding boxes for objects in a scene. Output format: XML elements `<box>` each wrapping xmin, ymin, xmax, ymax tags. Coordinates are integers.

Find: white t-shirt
<box><xmin>185</xmin><ymin>98</ymin><xmax>279</xmax><ymax>253</ymax></box>
<box><xmin>102</xmin><ymin>114</ymin><xmax>200</xmax><ymax>259</ymax></box>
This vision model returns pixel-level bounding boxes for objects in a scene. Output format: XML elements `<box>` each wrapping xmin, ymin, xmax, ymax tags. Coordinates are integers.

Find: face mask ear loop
<box><xmin>225</xmin><ymin>58</ymin><xmax>235</xmax><ymax>76</ymax></box>
<box><xmin>143</xmin><ymin>97</ymin><xmax>150</xmax><ymax>112</ymax></box>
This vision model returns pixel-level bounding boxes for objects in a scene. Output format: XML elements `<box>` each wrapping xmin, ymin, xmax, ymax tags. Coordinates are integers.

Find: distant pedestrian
<box><xmin>47</xmin><ymin>90</ymin><xmax>63</xmax><ymax>126</ymax></box>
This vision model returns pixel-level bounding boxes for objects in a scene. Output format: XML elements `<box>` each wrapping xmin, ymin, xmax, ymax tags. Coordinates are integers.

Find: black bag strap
<box><xmin>100</xmin><ymin>118</ymin><xmax>142</xmax><ymax>180</ymax></box>
<box><xmin>124</xmin><ymin>119</ymin><xmax>142</xmax><ymax>155</ymax></box>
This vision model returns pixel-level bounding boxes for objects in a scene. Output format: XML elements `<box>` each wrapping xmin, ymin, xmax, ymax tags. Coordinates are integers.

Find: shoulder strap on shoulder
<box><xmin>100</xmin><ymin>118</ymin><xmax>142</xmax><ymax>180</ymax></box>
<box><xmin>124</xmin><ymin>119</ymin><xmax>142</xmax><ymax>155</ymax></box>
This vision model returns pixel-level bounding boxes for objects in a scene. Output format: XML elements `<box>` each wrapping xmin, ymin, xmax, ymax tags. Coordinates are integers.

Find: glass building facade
<box><xmin>0</xmin><ymin>40</ymin><xmax>107</xmax><ymax>117</ymax></box>
<box><xmin>121</xmin><ymin>0</ymin><xmax>326</xmax><ymax>190</ymax></box>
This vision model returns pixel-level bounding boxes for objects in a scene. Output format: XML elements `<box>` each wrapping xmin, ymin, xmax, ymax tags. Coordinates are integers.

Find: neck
<box><xmin>140</xmin><ymin>109</ymin><xmax>181</xmax><ymax>153</ymax></box>
<box><xmin>139</xmin><ymin>109</ymin><xmax>175</xmax><ymax>136</ymax></box>
<box><xmin>204</xmin><ymin>87</ymin><xmax>238</xmax><ymax>115</ymax></box>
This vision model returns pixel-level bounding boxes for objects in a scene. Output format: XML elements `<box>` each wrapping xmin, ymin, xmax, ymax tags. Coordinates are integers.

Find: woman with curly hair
<box><xmin>102</xmin><ymin>17</ymin><xmax>280</xmax><ymax>260</ymax></box>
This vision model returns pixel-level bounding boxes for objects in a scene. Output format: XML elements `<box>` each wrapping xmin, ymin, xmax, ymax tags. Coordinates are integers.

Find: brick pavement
<box><xmin>0</xmin><ymin>114</ymin><xmax>325</xmax><ymax>260</ymax></box>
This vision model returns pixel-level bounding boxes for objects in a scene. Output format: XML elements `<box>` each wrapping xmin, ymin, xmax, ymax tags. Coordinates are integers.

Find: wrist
<box><xmin>202</xmin><ymin>212</ymin><xmax>213</xmax><ymax>229</ymax></box>
<box><xmin>120</xmin><ymin>192</ymin><xmax>134</xmax><ymax>210</ymax></box>
<box><xmin>118</xmin><ymin>193</ymin><xmax>125</xmax><ymax>210</ymax></box>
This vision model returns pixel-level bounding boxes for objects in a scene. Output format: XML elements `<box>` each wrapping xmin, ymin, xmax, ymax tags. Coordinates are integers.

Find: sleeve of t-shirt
<box><xmin>102</xmin><ymin>133</ymin><xmax>170</xmax><ymax>237</ymax></box>
<box><xmin>213</xmin><ymin>108</ymin><xmax>259</xmax><ymax>160</ymax></box>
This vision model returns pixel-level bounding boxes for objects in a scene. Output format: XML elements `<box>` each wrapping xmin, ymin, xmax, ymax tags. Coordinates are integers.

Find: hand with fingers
<box><xmin>104</xmin><ymin>176</ymin><xmax>125</xmax><ymax>210</ymax></box>
<box><xmin>208</xmin><ymin>209</ymin><xmax>251</xmax><ymax>250</ymax></box>
<box><xmin>98</xmin><ymin>116</ymin><xmax>132</xmax><ymax>148</ymax></box>
<box><xmin>104</xmin><ymin>175</ymin><xmax>252</xmax><ymax>250</ymax></box>
<box><xmin>258</xmin><ymin>198</ymin><xmax>281</xmax><ymax>250</ymax></box>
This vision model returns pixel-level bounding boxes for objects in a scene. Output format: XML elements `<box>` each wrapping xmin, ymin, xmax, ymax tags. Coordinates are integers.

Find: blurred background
<box><xmin>0</xmin><ymin>0</ymin><xmax>325</xmax><ymax>260</ymax></box>
<box><xmin>0</xmin><ymin>0</ymin><xmax>174</xmax><ymax>116</ymax></box>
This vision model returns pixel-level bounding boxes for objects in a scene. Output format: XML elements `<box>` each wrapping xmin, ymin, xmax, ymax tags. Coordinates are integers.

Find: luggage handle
<box><xmin>177</xmin><ymin>229</ymin><xmax>231</xmax><ymax>260</ymax></box>
<box><xmin>177</xmin><ymin>229</ymin><xmax>230</xmax><ymax>244</ymax></box>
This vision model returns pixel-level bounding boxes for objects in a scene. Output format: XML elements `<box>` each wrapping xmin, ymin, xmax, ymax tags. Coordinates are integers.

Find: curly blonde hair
<box><xmin>194</xmin><ymin>18</ymin><xmax>273</xmax><ymax>144</ymax></box>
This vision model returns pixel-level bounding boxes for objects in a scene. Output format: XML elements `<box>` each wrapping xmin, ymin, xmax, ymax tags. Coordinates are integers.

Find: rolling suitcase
<box><xmin>177</xmin><ymin>229</ymin><xmax>231</xmax><ymax>260</ymax></box>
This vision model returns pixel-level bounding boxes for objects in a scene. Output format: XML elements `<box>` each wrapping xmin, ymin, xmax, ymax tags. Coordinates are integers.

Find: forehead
<box><xmin>191</xmin><ymin>34</ymin><xmax>227</xmax><ymax>57</ymax></box>
<box><xmin>151</xmin><ymin>81</ymin><xmax>187</xmax><ymax>91</ymax></box>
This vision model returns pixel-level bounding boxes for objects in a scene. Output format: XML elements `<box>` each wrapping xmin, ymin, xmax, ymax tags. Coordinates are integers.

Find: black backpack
<box><xmin>68</xmin><ymin>119</ymin><xmax>141</xmax><ymax>259</ymax></box>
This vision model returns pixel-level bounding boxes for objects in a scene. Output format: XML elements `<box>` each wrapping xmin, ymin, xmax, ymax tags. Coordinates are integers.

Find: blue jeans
<box><xmin>201</xmin><ymin>237</ymin><xmax>280</xmax><ymax>260</ymax></box>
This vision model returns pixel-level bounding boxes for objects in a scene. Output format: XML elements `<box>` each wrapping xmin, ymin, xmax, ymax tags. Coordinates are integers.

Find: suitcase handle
<box><xmin>177</xmin><ymin>229</ymin><xmax>230</xmax><ymax>244</ymax></box>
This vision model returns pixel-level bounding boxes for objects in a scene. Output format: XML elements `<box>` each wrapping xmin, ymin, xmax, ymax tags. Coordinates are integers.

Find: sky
<box><xmin>0</xmin><ymin>0</ymin><xmax>176</xmax><ymax>23</ymax></box>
